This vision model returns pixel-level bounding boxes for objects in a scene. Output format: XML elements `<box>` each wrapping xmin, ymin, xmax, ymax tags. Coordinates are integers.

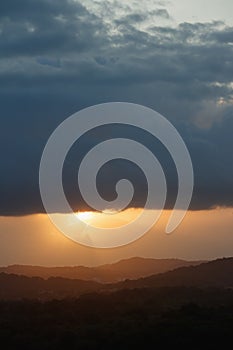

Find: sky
<box><xmin>0</xmin><ymin>0</ymin><xmax>233</xmax><ymax>265</ymax></box>
<box><xmin>0</xmin><ymin>208</ymin><xmax>233</xmax><ymax>266</ymax></box>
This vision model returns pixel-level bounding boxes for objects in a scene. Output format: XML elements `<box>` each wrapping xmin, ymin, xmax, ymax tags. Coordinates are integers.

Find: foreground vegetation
<box><xmin>1</xmin><ymin>287</ymin><xmax>233</xmax><ymax>349</ymax></box>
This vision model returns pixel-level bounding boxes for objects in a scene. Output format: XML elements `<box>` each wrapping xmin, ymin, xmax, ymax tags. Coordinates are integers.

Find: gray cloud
<box><xmin>0</xmin><ymin>0</ymin><xmax>106</xmax><ymax>57</ymax></box>
<box><xmin>152</xmin><ymin>9</ymin><xmax>170</xmax><ymax>19</ymax></box>
<box><xmin>0</xmin><ymin>0</ymin><xmax>233</xmax><ymax>215</ymax></box>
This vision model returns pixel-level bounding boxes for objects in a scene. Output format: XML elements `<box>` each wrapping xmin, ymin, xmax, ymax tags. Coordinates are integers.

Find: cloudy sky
<box><xmin>0</xmin><ymin>0</ymin><xmax>232</xmax><ymax>264</ymax></box>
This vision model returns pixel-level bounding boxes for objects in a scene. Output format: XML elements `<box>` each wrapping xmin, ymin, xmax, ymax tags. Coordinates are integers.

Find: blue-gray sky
<box><xmin>1</xmin><ymin>0</ymin><xmax>233</xmax><ymax>215</ymax></box>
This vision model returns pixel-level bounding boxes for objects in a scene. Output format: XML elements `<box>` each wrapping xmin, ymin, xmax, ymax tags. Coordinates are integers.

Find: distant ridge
<box><xmin>118</xmin><ymin>257</ymin><xmax>233</xmax><ymax>289</ymax></box>
<box><xmin>0</xmin><ymin>257</ymin><xmax>203</xmax><ymax>283</ymax></box>
<box><xmin>0</xmin><ymin>273</ymin><xmax>102</xmax><ymax>300</ymax></box>
<box><xmin>0</xmin><ymin>258</ymin><xmax>233</xmax><ymax>300</ymax></box>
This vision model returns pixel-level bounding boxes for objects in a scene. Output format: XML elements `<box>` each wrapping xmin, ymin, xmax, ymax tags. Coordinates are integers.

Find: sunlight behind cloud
<box><xmin>0</xmin><ymin>208</ymin><xmax>233</xmax><ymax>266</ymax></box>
<box><xmin>75</xmin><ymin>208</ymin><xmax>142</xmax><ymax>228</ymax></box>
<box><xmin>76</xmin><ymin>211</ymin><xmax>94</xmax><ymax>223</ymax></box>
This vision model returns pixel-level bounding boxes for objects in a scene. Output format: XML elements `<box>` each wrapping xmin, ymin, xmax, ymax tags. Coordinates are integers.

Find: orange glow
<box><xmin>0</xmin><ymin>208</ymin><xmax>232</xmax><ymax>266</ymax></box>
<box><xmin>76</xmin><ymin>208</ymin><xmax>142</xmax><ymax>228</ymax></box>
<box><xmin>76</xmin><ymin>211</ymin><xmax>93</xmax><ymax>223</ymax></box>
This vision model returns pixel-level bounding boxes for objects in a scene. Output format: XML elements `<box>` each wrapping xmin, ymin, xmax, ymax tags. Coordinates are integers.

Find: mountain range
<box><xmin>0</xmin><ymin>257</ymin><xmax>203</xmax><ymax>283</ymax></box>
<box><xmin>0</xmin><ymin>257</ymin><xmax>233</xmax><ymax>300</ymax></box>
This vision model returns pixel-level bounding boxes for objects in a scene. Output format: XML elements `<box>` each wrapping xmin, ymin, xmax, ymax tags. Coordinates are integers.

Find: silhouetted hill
<box><xmin>118</xmin><ymin>257</ymin><xmax>233</xmax><ymax>289</ymax></box>
<box><xmin>0</xmin><ymin>273</ymin><xmax>102</xmax><ymax>300</ymax></box>
<box><xmin>0</xmin><ymin>257</ymin><xmax>203</xmax><ymax>283</ymax></box>
<box><xmin>0</xmin><ymin>258</ymin><xmax>233</xmax><ymax>300</ymax></box>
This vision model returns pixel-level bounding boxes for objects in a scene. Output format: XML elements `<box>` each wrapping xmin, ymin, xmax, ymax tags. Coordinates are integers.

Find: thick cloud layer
<box><xmin>0</xmin><ymin>0</ymin><xmax>233</xmax><ymax>215</ymax></box>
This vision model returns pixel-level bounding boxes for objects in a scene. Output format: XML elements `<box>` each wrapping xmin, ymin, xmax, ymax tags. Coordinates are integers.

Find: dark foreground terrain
<box><xmin>1</xmin><ymin>258</ymin><xmax>233</xmax><ymax>349</ymax></box>
<box><xmin>1</xmin><ymin>287</ymin><xmax>233</xmax><ymax>349</ymax></box>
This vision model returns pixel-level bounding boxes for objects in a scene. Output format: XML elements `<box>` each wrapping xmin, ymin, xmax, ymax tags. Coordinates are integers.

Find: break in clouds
<box><xmin>0</xmin><ymin>0</ymin><xmax>233</xmax><ymax>215</ymax></box>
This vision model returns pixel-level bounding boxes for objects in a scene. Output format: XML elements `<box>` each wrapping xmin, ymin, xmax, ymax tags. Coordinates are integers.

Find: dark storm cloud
<box><xmin>211</xmin><ymin>27</ymin><xmax>233</xmax><ymax>43</ymax></box>
<box><xmin>0</xmin><ymin>0</ymin><xmax>233</xmax><ymax>215</ymax></box>
<box><xmin>0</xmin><ymin>0</ymin><xmax>106</xmax><ymax>57</ymax></box>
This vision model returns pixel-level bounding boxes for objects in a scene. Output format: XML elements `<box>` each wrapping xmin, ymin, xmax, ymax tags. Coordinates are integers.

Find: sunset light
<box><xmin>74</xmin><ymin>208</ymin><xmax>142</xmax><ymax>229</ymax></box>
<box><xmin>76</xmin><ymin>211</ymin><xmax>93</xmax><ymax>224</ymax></box>
<box><xmin>1</xmin><ymin>0</ymin><xmax>233</xmax><ymax>347</ymax></box>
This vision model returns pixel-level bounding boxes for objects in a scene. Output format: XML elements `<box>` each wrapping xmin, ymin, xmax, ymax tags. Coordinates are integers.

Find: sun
<box><xmin>76</xmin><ymin>211</ymin><xmax>93</xmax><ymax>223</ymax></box>
<box><xmin>74</xmin><ymin>208</ymin><xmax>142</xmax><ymax>228</ymax></box>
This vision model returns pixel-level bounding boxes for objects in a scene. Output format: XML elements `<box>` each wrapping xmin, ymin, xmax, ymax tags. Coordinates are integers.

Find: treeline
<box><xmin>0</xmin><ymin>287</ymin><xmax>233</xmax><ymax>349</ymax></box>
